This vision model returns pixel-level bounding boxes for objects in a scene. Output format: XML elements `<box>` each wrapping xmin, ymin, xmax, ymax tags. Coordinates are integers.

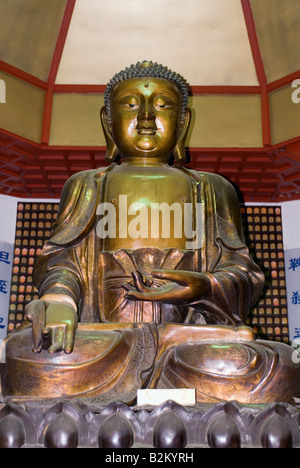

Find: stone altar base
<box><xmin>0</xmin><ymin>398</ymin><xmax>300</xmax><ymax>448</ymax></box>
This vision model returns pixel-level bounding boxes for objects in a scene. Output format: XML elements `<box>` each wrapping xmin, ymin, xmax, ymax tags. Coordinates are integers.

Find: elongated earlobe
<box><xmin>100</xmin><ymin>106</ymin><xmax>119</xmax><ymax>161</ymax></box>
<box><xmin>172</xmin><ymin>107</ymin><xmax>191</xmax><ymax>163</ymax></box>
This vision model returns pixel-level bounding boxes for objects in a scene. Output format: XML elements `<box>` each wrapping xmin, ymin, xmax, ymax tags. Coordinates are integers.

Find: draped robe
<box><xmin>33</xmin><ymin>164</ymin><xmax>264</xmax><ymax>326</ymax></box>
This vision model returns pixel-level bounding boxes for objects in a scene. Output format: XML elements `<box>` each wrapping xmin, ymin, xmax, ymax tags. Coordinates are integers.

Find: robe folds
<box><xmin>33</xmin><ymin>164</ymin><xmax>264</xmax><ymax>326</ymax></box>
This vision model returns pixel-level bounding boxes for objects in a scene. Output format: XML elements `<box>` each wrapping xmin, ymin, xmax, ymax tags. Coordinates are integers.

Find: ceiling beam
<box><xmin>267</xmin><ymin>70</ymin><xmax>300</xmax><ymax>93</ymax></box>
<box><xmin>41</xmin><ymin>0</ymin><xmax>76</xmax><ymax>144</ymax></box>
<box><xmin>241</xmin><ymin>0</ymin><xmax>271</xmax><ymax>147</ymax></box>
<box><xmin>240</xmin><ymin>0</ymin><xmax>266</xmax><ymax>86</ymax></box>
<box><xmin>0</xmin><ymin>60</ymin><xmax>47</xmax><ymax>90</ymax></box>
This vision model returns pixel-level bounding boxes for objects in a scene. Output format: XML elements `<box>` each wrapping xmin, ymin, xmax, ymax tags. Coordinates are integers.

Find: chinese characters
<box><xmin>0</xmin><ymin>251</ymin><xmax>10</xmax><ymax>296</ymax></box>
<box><xmin>291</xmin><ymin>291</ymin><xmax>300</xmax><ymax>305</ymax></box>
<box><xmin>0</xmin><ymin>247</ymin><xmax>12</xmax><ymax>333</ymax></box>
<box><xmin>289</xmin><ymin>257</ymin><xmax>300</xmax><ymax>272</ymax></box>
<box><xmin>0</xmin><ymin>280</ymin><xmax>7</xmax><ymax>295</ymax></box>
<box><xmin>0</xmin><ymin>251</ymin><xmax>10</xmax><ymax>265</ymax></box>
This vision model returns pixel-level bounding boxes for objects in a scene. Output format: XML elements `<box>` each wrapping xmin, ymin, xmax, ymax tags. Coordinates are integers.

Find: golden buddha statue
<box><xmin>2</xmin><ymin>61</ymin><xmax>300</xmax><ymax>405</ymax></box>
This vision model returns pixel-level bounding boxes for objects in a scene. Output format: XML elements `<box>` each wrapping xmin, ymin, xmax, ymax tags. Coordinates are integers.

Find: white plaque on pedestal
<box><xmin>137</xmin><ymin>388</ymin><xmax>196</xmax><ymax>407</ymax></box>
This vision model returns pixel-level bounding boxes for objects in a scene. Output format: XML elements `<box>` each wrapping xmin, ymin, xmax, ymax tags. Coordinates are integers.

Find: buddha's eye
<box><xmin>154</xmin><ymin>96</ymin><xmax>175</xmax><ymax>110</ymax></box>
<box><xmin>124</xmin><ymin>100</ymin><xmax>138</xmax><ymax>109</ymax></box>
<box><xmin>117</xmin><ymin>95</ymin><xmax>139</xmax><ymax>109</ymax></box>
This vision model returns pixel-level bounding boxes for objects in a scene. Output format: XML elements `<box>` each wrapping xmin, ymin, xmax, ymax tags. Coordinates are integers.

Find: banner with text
<box><xmin>0</xmin><ymin>241</ymin><xmax>13</xmax><ymax>342</ymax></box>
<box><xmin>285</xmin><ymin>247</ymin><xmax>300</xmax><ymax>343</ymax></box>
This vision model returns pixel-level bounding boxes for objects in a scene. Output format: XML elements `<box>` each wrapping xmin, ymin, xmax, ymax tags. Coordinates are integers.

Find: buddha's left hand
<box><xmin>123</xmin><ymin>270</ymin><xmax>211</xmax><ymax>305</ymax></box>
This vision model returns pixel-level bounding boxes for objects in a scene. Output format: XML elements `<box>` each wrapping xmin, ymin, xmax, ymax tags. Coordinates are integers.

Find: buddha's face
<box><xmin>109</xmin><ymin>78</ymin><xmax>183</xmax><ymax>161</ymax></box>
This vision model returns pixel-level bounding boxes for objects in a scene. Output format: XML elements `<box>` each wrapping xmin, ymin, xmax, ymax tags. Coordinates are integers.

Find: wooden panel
<box><xmin>0</xmin><ymin>72</ymin><xmax>44</xmax><ymax>143</ymax></box>
<box><xmin>2</xmin><ymin>130</ymin><xmax>300</xmax><ymax>201</ymax></box>
<box><xmin>0</xmin><ymin>0</ymin><xmax>67</xmax><ymax>81</ymax></box>
<box><xmin>49</xmin><ymin>93</ymin><xmax>105</xmax><ymax>146</ymax></box>
<box><xmin>48</xmin><ymin>94</ymin><xmax>263</xmax><ymax>148</ymax></box>
<box><xmin>270</xmin><ymin>85</ymin><xmax>300</xmax><ymax>145</ymax></box>
<box><xmin>250</xmin><ymin>0</ymin><xmax>300</xmax><ymax>83</ymax></box>
<box><xmin>188</xmin><ymin>95</ymin><xmax>263</xmax><ymax>147</ymax></box>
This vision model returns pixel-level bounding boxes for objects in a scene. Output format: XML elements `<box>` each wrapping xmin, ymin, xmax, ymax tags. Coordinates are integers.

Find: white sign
<box><xmin>137</xmin><ymin>388</ymin><xmax>196</xmax><ymax>407</ymax></box>
<box><xmin>285</xmin><ymin>247</ymin><xmax>300</xmax><ymax>343</ymax></box>
<box><xmin>0</xmin><ymin>241</ymin><xmax>13</xmax><ymax>343</ymax></box>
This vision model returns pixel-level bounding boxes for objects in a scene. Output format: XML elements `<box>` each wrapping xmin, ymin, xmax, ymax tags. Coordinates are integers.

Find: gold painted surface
<box><xmin>0</xmin><ymin>72</ymin><xmax>44</xmax><ymax>143</ymax></box>
<box><xmin>270</xmin><ymin>85</ymin><xmax>300</xmax><ymax>144</ymax></box>
<box><xmin>187</xmin><ymin>95</ymin><xmax>263</xmax><ymax>148</ymax></box>
<box><xmin>49</xmin><ymin>93</ymin><xmax>106</xmax><ymax>146</ymax></box>
<box><xmin>56</xmin><ymin>0</ymin><xmax>258</xmax><ymax>85</ymax></box>
<box><xmin>0</xmin><ymin>0</ymin><xmax>67</xmax><ymax>81</ymax></box>
<box><xmin>49</xmin><ymin>93</ymin><xmax>263</xmax><ymax>148</ymax></box>
<box><xmin>250</xmin><ymin>0</ymin><xmax>300</xmax><ymax>83</ymax></box>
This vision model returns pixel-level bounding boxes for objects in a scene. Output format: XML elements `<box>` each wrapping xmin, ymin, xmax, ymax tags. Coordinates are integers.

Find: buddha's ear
<box><xmin>172</xmin><ymin>107</ymin><xmax>191</xmax><ymax>163</ymax></box>
<box><xmin>100</xmin><ymin>106</ymin><xmax>119</xmax><ymax>162</ymax></box>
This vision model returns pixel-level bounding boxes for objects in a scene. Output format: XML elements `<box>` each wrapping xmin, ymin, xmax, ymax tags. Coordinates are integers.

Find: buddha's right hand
<box><xmin>25</xmin><ymin>300</ymin><xmax>78</xmax><ymax>354</ymax></box>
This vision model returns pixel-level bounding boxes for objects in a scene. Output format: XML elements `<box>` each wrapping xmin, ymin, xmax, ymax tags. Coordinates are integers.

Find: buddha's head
<box><xmin>101</xmin><ymin>61</ymin><xmax>191</xmax><ymax>163</ymax></box>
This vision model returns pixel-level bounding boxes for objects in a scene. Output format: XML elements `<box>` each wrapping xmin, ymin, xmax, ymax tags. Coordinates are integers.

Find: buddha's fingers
<box><xmin>48</xmin><ymin>326</ymin><xmax>65</xmax><ymax>354</ymax></box>
<box><xmin>131</xmin><ymin>271</ymin><xmax>152</xmax><ymax>293</ymax></box>
<box><xmin>42</xmin><ymin>322</ymin><xmax>75</xmax><ymax>354</ymax></box>
<box><xmin>25</xmin><ymin>300</ymin><xmax>46</xmax><ymax>353</ymax></box>
<box><xmin>64</xmin><ymin>326</ymin><xmax>76</xmax><ymax>354</ymax></box>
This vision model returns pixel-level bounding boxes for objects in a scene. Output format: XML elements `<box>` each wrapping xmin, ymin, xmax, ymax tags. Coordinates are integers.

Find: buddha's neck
<box><xmin>121</xmin><ymin>157</ymin><xmax>170</xmax><ymax>167</ymax></box>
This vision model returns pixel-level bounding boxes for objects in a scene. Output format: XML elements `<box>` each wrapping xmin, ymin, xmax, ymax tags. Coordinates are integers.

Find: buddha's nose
<box><xmin>136</xmin><ymin>103</ymin><xmax>157</xmax><ymax>133</ymax></box>
<box><xmin>137</xmin><ymin>100</ymin><xmax>156</xmax><ymax>122</ymax></box>
<box><xmin>137</xmin><ymin>110</ymin><xmax>155</xmax><ymax>122</ymax></box>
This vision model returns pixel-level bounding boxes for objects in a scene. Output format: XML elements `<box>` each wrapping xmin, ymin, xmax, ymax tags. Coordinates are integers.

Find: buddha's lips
<box><xmin>136</xmin><ymin>128</ymin><xmax>157</xmax><ymax>135</ymax></box>
<box><xmin>136</xmin><ymin>121</ymin><xmax>157</xmax><ymax>135</ymax></box>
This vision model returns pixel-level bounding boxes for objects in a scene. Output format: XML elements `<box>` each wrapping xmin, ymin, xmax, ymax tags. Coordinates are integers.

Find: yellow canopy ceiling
<box><xmin>0</xmin><ymin>0</ymin><xmax>300</xmax><ymax>201</ymax></box>
<box><xmin>0</xmin><ymin>0</ymin><xmax>299</xmax><ymax>86</ymax></box>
